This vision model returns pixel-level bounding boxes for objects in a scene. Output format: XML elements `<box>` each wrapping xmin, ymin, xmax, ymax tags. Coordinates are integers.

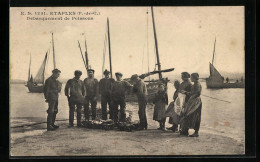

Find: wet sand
<box><xmin>10</xmin><ymin>122</ymin><xmax>244</xmax><ymax>156</ymax></box>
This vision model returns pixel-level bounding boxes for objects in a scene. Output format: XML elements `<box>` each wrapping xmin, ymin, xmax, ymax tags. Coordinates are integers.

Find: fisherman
<box><xmin>65</xmin><ymin>70</ymin><xmax>85</xmax><ymax>127</ymax></box>
<box><xmin>226</xmin><ymin>77</ymin><xmax>229</xmax><ymax>83</ymax></box>
<box><xmin>44</xmin><ymin>68</ymin><xmax>62</xmax><ymax>131</ymax></box>
<box><xmin>99</xmin><ymin>69</ymin><xmax>115</xmax><ymax>120</ymax></box>
<box><xmin>131</xmin><ymin>74</ymin><xmax>148</xmax><ymax>130</ymax></box>
<box><xmin>111</xmin><ymin>72</ymin><xmax>133</xmax><ymax>123</ymax></box>
<box><xmin>84</xmin><ymin>69</ymin><xmax>99</xmax><ymax>121</ymax></box>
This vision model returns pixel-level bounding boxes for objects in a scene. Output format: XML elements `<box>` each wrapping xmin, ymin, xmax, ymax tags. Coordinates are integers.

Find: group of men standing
<box><xmin>43</xmin><ymin>68</ymin><xmax>148</xmax><ymax>131</ymax></box>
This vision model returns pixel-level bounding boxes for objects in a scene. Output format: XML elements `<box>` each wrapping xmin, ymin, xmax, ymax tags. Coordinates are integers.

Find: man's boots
<box><xmin>52</xmin><ymin>113</ymin><xmax>59</xmax><ymax>129</ymax></box>
<box><xmin>47</xmin><ymin>115</ymin><xmax>55</xmax><ymax>131</ymax></box>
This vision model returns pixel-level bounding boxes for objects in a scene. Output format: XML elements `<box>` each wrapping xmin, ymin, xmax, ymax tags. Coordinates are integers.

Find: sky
<box><xmin>10</xmin><ymin>7</ymin><xmax>245</xmax><ymax>81</ymax></box>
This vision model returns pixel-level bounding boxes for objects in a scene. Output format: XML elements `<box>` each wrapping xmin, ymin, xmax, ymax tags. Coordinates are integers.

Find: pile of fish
<box><xmin>116</xmin><ymin>120</ymin><xmax>140</xmax><ymax>132</ymax></box>
<box><xmin>82</xmin><ymin>119</ymin><xmax>140</xmax><ymax>132</ymax></box>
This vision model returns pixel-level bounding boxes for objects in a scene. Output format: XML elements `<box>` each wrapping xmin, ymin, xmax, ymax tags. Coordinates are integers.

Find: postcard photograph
<box><xmin>10</xmin><ymin>6</ymin><xmax>245</xmax><ymax>156</ymax></box>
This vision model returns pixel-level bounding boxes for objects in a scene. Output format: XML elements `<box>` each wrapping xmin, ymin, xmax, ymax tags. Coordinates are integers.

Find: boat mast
<box><xmin>52</xmin><ymin>33</ymin><xmax>56</xmax><ymax>69</ymax></box>
<box><xmin>212</xmin><ymin>37</ymin><xmax>216</xmax><ymax>66</ymax></box>
<box><xmin>78</xmin><ymin>40</ymin><xmax>87</xmax><ymax>71</ymax></box>
<box><xmin>107</xmin><ymin>18</ymin><xmax>113</xmax><ymax>78</ymax></box>
<box><xmin>151</xmin><ymin>6</ymin><xmax>162</xmax><ymax>80</ymax></box>
<box><xmin>84</xmin><ymin>34</ymin><xmax>89</xmax><ymax>70</ymax></box>
<box><xmin>28</xmin><ymin>53</ymin><xmax>31</xmax><ymax>81</ymax></box>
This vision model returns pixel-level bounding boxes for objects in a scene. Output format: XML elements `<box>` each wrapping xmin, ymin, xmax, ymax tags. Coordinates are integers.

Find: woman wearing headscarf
<box><xmin>179</xmin><ymin>73</ymin><xmax>202</xmax><ymax>137</ymax></box>
<box><xmin>153</xmin><ymin>83</ymin><xmax>168</xmax><ymax>131</ymax></box>
<box><xmin>166</xmin><ymin>72</ymin><xmax>192</xmax><ymax>132</ymax></box>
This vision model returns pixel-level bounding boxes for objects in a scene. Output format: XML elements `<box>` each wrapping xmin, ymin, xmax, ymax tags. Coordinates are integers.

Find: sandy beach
<box><xmin>10</xmin><ymin>121</ymin><xmax>244</xmax><ymax>156</ymax></box>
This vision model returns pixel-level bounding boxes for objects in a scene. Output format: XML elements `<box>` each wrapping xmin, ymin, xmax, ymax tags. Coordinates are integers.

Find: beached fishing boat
<box><xmin>101</xmin><ymin>7</ymin><xmax>174</xmax><ymax>102</ymax></box>
<box><xmin>126</xmin><ymin>7</ymin><xmax>175</xmax><ymax>102</ymax></box>
<box><xmin>206</xmin><ymin>38</ymin><xmax>244</xmax><ymax>89</ymax></box>
<box><xmin>26</xmin><ymin>33</ymin><xmax>58</xmax><ymax>93</ymax></box>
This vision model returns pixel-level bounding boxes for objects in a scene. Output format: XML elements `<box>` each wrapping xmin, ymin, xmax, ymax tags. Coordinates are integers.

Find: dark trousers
<box><xmin>47</xmin><ymin>99</ymin><xmax>58</xmax><ymax>128</ymax></box>
<box><xmin>84</xmin><ymin>96</ymin><xmax>97</xmax><ymax>120</ymax></box>
<box><xmin>101</xmin><ymin>95</ymin><xmax>112</xmax><ymax>120</ymax></box>
<box><xmin>159</xmin><ymin>117</ymin><xmax>166</xmax><ymax>128</ymax></box>
<box><xmin>69</xmin><ymin>101</ymin><xmax>83</xmax><ymax>126</ymax></box>
<box><xmin>111</xmin><ymin>98</ymin><xmax>126</xmax><ymax>122</ymax></box>
<box><xmin>138</xmin><ymin>99</ymin><xmax>147</xmax><ymax>128</ymax></box>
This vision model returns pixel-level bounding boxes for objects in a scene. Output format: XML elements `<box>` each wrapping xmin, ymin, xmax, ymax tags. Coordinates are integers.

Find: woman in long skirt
<box><xmin>166</xmin><ymin>72</ymin><xmax>192</xmax><ymax>132</ymax></box>
<box><xmin>179</xmin><ymin>73</ymin><xmax>202</xmax><ymax>137</ymax></box>
<box><xmin>165</xmin><ymin>80</ymin><xmax>179</xmax><ymax>131</ymax></box>
<box><xmin>153</xmin><ymin>84</ymin><xmax>168</xmax><ymax>131</ymax></box>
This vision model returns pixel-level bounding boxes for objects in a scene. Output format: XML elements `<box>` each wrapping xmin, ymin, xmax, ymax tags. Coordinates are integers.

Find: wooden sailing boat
<box><xmin>206</xmin><ymin>38</ymin><xmax>244</xmax><ymax>88</ymax></box>
<box><xmin>26</xmin><ymin>33</ymin><xmax>57</xmax><ymax>92</ymax></box>
<box><xmin>102</xmin><ymin>7</ymin><xmax>174</xmax><ymax>102</ymax></box>
<box><xmin>127</xmin><ymin>6</ymin><xmax>174</xmax><ymax>102</ymax></box>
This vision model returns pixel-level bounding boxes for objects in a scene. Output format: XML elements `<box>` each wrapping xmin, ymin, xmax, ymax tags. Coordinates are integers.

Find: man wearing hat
<box><xmin>111</xmin><ymin>72</ymin><xmax>133</xmax><ymax>122</ymax></box>
<box><xmin>65</xmin><ymin>70</ymin><xmax>85</xmax><ymax>127</ymax></box>
<box><xmin>99</xmin><ymin>69</ymin><xmax>115</xmax><ymax>120</ymax></box>
<box><xmin>131</xmin><ymin>74</ymin><xmax>148</xmax><ymax>130</ymax></box>
<box><xmin>44</xmin><ymin>68</ymin><xmax>62</xmax><ymax>131</ymax></box>
<box><xmin>83</xmin><ymin>69</ymin><xmax>99</xmax><ymax>120</ymax></box>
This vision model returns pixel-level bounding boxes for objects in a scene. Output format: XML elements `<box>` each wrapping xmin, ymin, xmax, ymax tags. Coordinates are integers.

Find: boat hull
<box><xmin>125</xmin><ymin>81</ymin><xmax>165</xmax><ymax>102</ymax></box>
<box><xmin>125</xmin><ymin>88</ymin><xmax>158</xmax><ymax>102</ymax></box>
<box><xmin>26</xmin><ymin>82</ymin><xmax>44</xmax><ymax>93</ymax></box>
<box><xmin>206</xmin><ymin>79</ymin><xmax>244</xmax><ymax>89</ymax></box>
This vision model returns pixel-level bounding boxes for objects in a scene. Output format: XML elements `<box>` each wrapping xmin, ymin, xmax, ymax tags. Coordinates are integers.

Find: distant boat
<box><xmin>26</xmin><ymin>33</ymin><xmax>58</xmax><ymax>93</ymax></box>
<box><xmin>206</xmin><ymin>38</ymin><xmax>244</xmax><ymax>89</ymax></box>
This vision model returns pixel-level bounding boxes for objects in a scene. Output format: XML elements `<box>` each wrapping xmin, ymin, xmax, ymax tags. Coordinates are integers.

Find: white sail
<box><xmin>34</xmin><ymin>53</ymin><xmax>47</xmax><ymax>84</ymax></box>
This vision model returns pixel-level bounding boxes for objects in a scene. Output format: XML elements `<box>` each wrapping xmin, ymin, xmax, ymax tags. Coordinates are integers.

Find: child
<box><xmin>153</xmin><ymin>83</ymin><xmax>168</xmax><ymax>131</ymax></box>
<box><xmin>166</xmin><ymin>80</ymin><xmax>180</xmax><ymax>132</ymax></box>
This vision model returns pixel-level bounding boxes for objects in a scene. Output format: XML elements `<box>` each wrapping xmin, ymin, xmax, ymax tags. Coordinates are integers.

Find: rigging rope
<box><xmin>142</xmin><ymin>44</ymin><xmax>145</xmax><ymax>73</ymax></box>
<box><xmin>11</xmin><ymin>119</ymin><xmax>70</xmax><ymax>128</ymax></box>
<box><xmin>154</xmin><ymin>45</ymin><xmax>157</xmax><ymax>71</ymax></box>
<box><xmin>201</xmin><ymin>94</ymin><xmax>231</xmax><ymax>103</ymax></box>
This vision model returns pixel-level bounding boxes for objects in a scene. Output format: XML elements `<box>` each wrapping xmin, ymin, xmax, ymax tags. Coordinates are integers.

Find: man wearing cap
<box><xmin>65</xmin><ymin>70</ymin><xmax>85</xmax><ymax>127</ymax></box>
<box><xmin>131</xmin><ymin>74</ymin><xmax>148</xmax><ymax>130</ymax></box>
<box><xmin>99</xmin><ymin>69</ymin><xmax>115</xmax><ymax>120</ymax></box>
<box><xmin>44</xmin><ymin>68</ymin><xmax>62</xmax><ymax>131</ymax></box>
<box><xmin>111</xmin><ymin>72</ymin><xmax>133</xmax><ymax>122</ymax></box>
<box><xmin>83</xmin><ymin>69</ymin><xmax>99</xmax><ymax>120</ymax></box>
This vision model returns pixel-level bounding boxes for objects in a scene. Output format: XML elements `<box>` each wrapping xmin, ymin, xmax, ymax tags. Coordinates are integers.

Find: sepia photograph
<box><xmin>10</xmin><ymin>6</ymin><xmax>245</xmax><ymax>156</ymax></box>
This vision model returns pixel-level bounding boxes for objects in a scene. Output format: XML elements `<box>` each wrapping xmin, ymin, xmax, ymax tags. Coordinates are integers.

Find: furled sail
<box><xmin>209</xmin><ymin>62</ymin><xmax>223</xmax><ymax>82</ymax></box>
<box><xmin>34</xmin><ymin>53</ymin><xmax>47</xmax><ymax>84</ymax></box>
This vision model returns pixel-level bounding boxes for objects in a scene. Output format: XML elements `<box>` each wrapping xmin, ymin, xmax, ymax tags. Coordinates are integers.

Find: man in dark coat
<box><xmin>84</xmin><ymin>69</ymin><xmax>99</xmax><ymax>120</ymax></box>
<box><xmin>111</xmin><ymin>72</ymin><xmax>133</xmax><ymax>122</ymax></box>
<box><xmin>131</xmin><ymin>74</ymin><xmax>148</xmax><ymax>130</ymax></box>
<box><xmin>44</xmin><ymin>68</ymin><xmax>62</xmax><ymax>131</ymax></box>
<box><xmin>99</xmin><ymin>69</ymin><xmax>115</xmax><ymax>120</ymax></box>
<box><xmin>65</xmin><ymin>70</ymin><xmax>85</xmax><ymax>127</ymax></box>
